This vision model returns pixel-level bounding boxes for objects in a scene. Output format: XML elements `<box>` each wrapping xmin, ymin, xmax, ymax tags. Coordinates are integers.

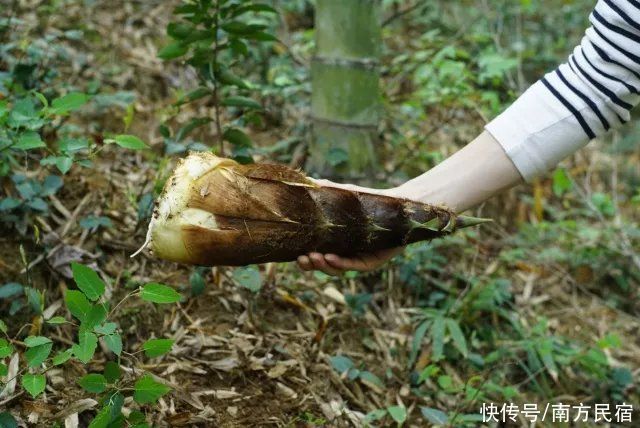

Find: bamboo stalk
<box><xmin>308</xmin><ymin>0</ymin><xmax>382</xmax><ymax>183</ymax></box>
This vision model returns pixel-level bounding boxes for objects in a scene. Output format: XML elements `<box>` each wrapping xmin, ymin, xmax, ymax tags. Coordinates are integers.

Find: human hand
<box><xmin>297</xmin><ymin>247</ymin><xmax>404</xmax><ymax>276</ymax></box>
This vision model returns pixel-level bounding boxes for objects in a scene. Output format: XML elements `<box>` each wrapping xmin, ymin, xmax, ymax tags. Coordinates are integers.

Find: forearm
<box><xmin>390</xmin><ymin>130</ymin><xmax>523</xmax><ymax>212</ymax></box>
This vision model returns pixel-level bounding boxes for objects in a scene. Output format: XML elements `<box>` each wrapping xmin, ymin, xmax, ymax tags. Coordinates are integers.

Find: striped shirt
<box><xmin>486</xmin><ymin>0</ymin><xmax>640</xmax><ymax>182</ymax></box>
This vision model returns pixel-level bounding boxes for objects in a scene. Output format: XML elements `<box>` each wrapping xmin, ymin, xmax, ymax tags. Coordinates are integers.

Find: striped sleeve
<box><xmin>485</xmin><ymin>0</ymin><xmax>640</xmax><ymax>182</ymax></box>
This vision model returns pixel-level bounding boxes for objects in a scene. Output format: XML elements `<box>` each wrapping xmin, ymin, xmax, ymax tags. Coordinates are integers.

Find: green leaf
<box><xmin>387</xmin><ymin>406</ymin><xmax>407</xmax><ymax>424</ymax></box>
<box><xmin>158</xmin><ymin>42</ymin><xmax>188</xmax><ymax>60</ymax></box>
<box><xmin>0</xmin><ymin>283</ymin><xmax>22</xmax><ymax>298</ymax></box>
<box><xmin>85</xmin><ymin>303</ymin><xmax>109</xmax><ymax>330</ymax></box>
<box><xmin>104</xmin><ymin>361</ymin><xmax>121</xmax><ymax>383</ymax></box>
<box><xmin>420</xmin><ymin>407</ymin><xmax>449</xmax><ymax>425</ymax></box>
<box><xmin>133</xmin><ymin>374</ymin><xmax>171</xmax><ymax>404</ymax></box>
<box><xmin>364</xmin><ymin>409</ymin><xmax>387</xmax><ymax>423</ymax></box>
<box><xmin>0</xmin><ymin>339</ymin><xmax>13</xmax><ymax>358</ymax></box>
<box><xmin>0</xmin><ymin>320</ymin><xmax>6</xmax><ymax>334</ymax></box>
<box><xmin>232</xmin><ymin>267</ymin><xmax>262</xmax><ymax>293</ymax></box>
<box><xmin>229</xmin><ymin>39</ymin><xmax>248</xmax><ymax>56</ymax></box>
<box><xmin>71</xmin><ymin>262</ymin><xmax>106</xmax><ymax>300</ymax></box>
<box><xmin>105</xmin><ymin>391</ymin><xmax>125</xmax><ymax>422</ymax></box>
<box><xmin>78</xmin><ymin>373</ymin><xmax>107</xmax><ymax>393</ymax></box>
<box><xmin>431</xmin><ymin>317</ymin><xmax>445</xmax><ymax>360</ymax></box>
<box><xmin>0</xmin><ymin>412</ymin><xmax>17</xmax><ymax>428</ymax></box>
<box><xmin>223</xmin><ymin>128</ymin><xmax>252</xmax><ymax>147</ymax></box>
<box><xmin>108</xmin><ymin>135</ymin><xmax>149</xmax><ymax>150</ymax></box>
<box><xmin>103</xmin><ymin>333</ymin><xmax>122</xmax><ymax>356</ymax></box>
<box><xmin>409</xmin><ymin>320</ymin><xmax>429</xmax><ymax>367</ymax></box>
<box><xmin>24</xmin><ymin>336</ymin><xmax>52</xmax><ymax>347</ymax></box>
<box><xmin>221</xmin><ymin>96</ymin><xmax>261</xmax><ymax>110</ymax></box>
<box><xmin>50</xmin><ymin>92</ymin><xmax>88</xmax><ymax>115</ymax></box>
<box><xmin>552</xmin><ymin>168</ymin><xmax>572</xmax><ymax>196</ymax></box>
<box><xmin>21</xmin><ymin>374</ymin><xmax>46</xmax><ymax>398</ymax></box>
<box><xmin>179</xmin><ymin>87</ymin><xmax>210</xmax><ymax>104</ymax></box>
<box><xmin>167</xmin><ymin>22</ymin><xmax>194</xmax><ymax>39</ymax></box>
<box><xmin>598</xmin><ymin>333</ymin><xmax>622</xmax><ymax>349</ymax></box>
<box><xmin>94</xmin><ymin>322</ymin><xmax>117</xmax><ymax>335</ymax></box>
<box><xmin>591</xmin><ymin>192</ymin><xmax>616</xmax><ymax>217</ymax></box>
<box><xmin>359</xmin><ymin>371</ymin><xmax>384</xmax><ymax>390</ymax></box>
<box><xmin>25</xmin><ymin>343</ymin><xmax>52</xmax><ymax>367</ymax></box>
<box><xmin>221</xmin><ymin>21</ymin><xmax>262</xmax><ymax>34</ymax></box>
<box><xmin>34</xmin><ymin>91</ymin><xmax>48</xmax><ymax>108</ymax></box>
<box><xmin>26</xmin><ymin>198</ymin><xmax>47</xmax><ymax>212</ymax></box>
<box><xmin>142</xmin><ymin>338</ymin><xmax>174</xmax><ymax>358</ymax></box>
<box><xmin>46</xmin><ymin>316</ymin><xmax>67</xmax><ymax>325</ymax></box>
<box><xmin>537</xmin><ymin>338</ymin><xmax>558</xmax><ymax>380</ymax></box>
<box><xmin>8</xmin><ymin>98</ymin><xmax>45</xmax><ymax>129</ymax></box>
<box><xmin>175</xmin><ymin>117</ymin><xmax>211</xmax><ymax>141</ymax></box>
<box><xmin>0</xmin><ymin>198</ymin><xmax>21</xmax><ymax>212</ymax></box>
<box><xmin>42</xmin><ymin>175</ymin><xmax>63</xmax><ymax>196</ymax></box>
<box><xmin>65</xmin><ymin>290</ymin><xmax>91</xmax><ymax>322</ymax></box>
<box><xmin>0</xmin><ymin>363</ymin><xmax>7</xmax><ymax>377</ymax></box>
<box><xmin>79</xmin><ymin>215</ymin><xmax>113</xmax><ymax>230</ymax></box>
<box><xmin>24</xmin><ymin>287</ymin><xmax>43</xmax><ymax>314</ymax></box>
<box><xmin>189</xmin><ymin>269</ymin><xmax>206</xmax><ymax>296</ymax></box>
<box><xmin>445</xmin><ymin>318</ymin><xmax>468</xmax><ymax>357</ymax></box>
<box><xmin>215</xmin><ymin>69</ymin><xmax>250</xmax><ymax>89</ymax></box>
<box><xmin>329</xmin><ymin>355</ymin><xmax>354</xmax><ymax>374</ymax></box>
<box><xmin>52</xmin><ymin>349</ymin><xmax>73</xmax><ymax>366</ymax></box>
<box><xmin>14</xmin><ymin>131</ymin><xmax>45</xmax><ymax>150</ymax></box>
<box><xmin>612</xmin><ymin>367</ymin><xmax>632</xmax><ymax>386</ymax></box>
<box><xmin>437</xmin><ymin>375</ymin><xmax>453</xmax><ymax>390</ymax></box>
<box><xmin>58</xmin><ymin>136</ymin><xmax>89</xmax><ymax>153</ymax></box>
<box><xmin>88</xmin><ymin>405</ymin><xmax>111</xmax><ymax>428</ymax></box>
<box><xmin>55</xmin><ymin>156</ymin><xmax>73</xmax><ymax>174</ymax></box>
<box><xmin>418</xmin><ymin>364</ymin><xmax>440</xmax><ymax>384</ymax></box>
<box><xmin>140</xmin><ymin>283</ymin><xmax>181</xmax><ymax>304</ymax></box>
<box><xmin>72</xmin><ymin>330</ymin><xmax>98</xmax><ymax>363</ymax></box>
<box><xmin>233</xmin><ymin>266</ymin><xmax>262</xmax><ymax>293</ymax></box>
<box><xmin>127</xmin><ymin>410</ymin><xmax>146</xmax><ymax>425</ymax></box>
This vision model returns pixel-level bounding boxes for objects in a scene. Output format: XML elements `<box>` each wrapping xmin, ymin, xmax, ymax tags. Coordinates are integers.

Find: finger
<box><xmin>297</xmin><ymin>255</ymin><xmax>313</xmax><ymax>271</ymax></box>
<box><xmin>308</xmin><ymin>178</ymin><xmax>334</xmax><ymax>187</ymax></box>
<box><xmin>325</xmin><ymin>254</ymin><xmax>374</xmax><ymax>271</ymax></box>
<box><xmin>376</xmin><ymin>247</ymin><xmax>404</xmax><ymax>260</ymax></box>
<box><xmin>325</xmin><ymin>247</ymin><xmax>404</xmax><ymax>272</ymax></box>
<box><xmin>309</xmin><ymin>252</ymin><xmax>344</xmax><ymax>276</ymax></box>
<box><xmin>309</xmin><ymin>179</ymin><xmax>369</xmax><ymax>194</ymax></box>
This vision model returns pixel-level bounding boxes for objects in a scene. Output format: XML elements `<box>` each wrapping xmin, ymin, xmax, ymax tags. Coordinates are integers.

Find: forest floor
<box><xmin>1</xmin><ymin>1</ymin><xmax>639</xmax><ymax>427</ymax></box>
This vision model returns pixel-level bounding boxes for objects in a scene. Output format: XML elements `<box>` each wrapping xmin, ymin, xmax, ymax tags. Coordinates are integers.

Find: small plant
<box><xmin>329</xmin><ymin>354</ymin><xmax>385</xmax><ymax>393</ymax></box>
<box><xmin>0</xmin><ymin>263</ymin><xmax>182</xmax><ymax>426</ymax></box>
<box><xmin>159</xmin><ymin>0</ymin><xmax>279</xmax><ymax>161</ymax></box>
<box><xmin>0</xmin><ymin>93</ymin><xmax>148</xmax><ymax>230</ymax></box>
<box><xmin>0</xmin><ymin>16</ymin><xmax>148</xmax><ymax>234</ymax></box>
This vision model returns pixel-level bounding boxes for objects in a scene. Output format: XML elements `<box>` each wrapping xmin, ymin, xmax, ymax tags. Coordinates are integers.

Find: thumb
<box><xmin>309</xmin><ymin>178</ymin><xmax>388</xmax><ymax>195</ymax></box>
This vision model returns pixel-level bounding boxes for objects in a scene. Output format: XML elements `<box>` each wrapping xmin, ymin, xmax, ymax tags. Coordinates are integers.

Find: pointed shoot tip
<box><xmin>456</xmin><ymin>215</ymin><xmax>493</xmax><ymax>229</ymax></box>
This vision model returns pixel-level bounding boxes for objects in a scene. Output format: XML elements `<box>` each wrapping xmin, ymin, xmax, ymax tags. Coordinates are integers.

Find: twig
<box><xmin>108</xmin><ymin>289</ymin><xmax>140</xmax><ymax>319</ymax></box>
<box><xmin>59</xmin><ymin>192</ymin><xmax>92</xmax><ymax>238</ymax></box>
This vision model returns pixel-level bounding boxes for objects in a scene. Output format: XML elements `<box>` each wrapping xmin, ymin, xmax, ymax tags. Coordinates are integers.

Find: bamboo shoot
<box><xmin>136</xmin><ymin>152</ymin><xmax>490</xmax><ymax>266</ymax></box>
